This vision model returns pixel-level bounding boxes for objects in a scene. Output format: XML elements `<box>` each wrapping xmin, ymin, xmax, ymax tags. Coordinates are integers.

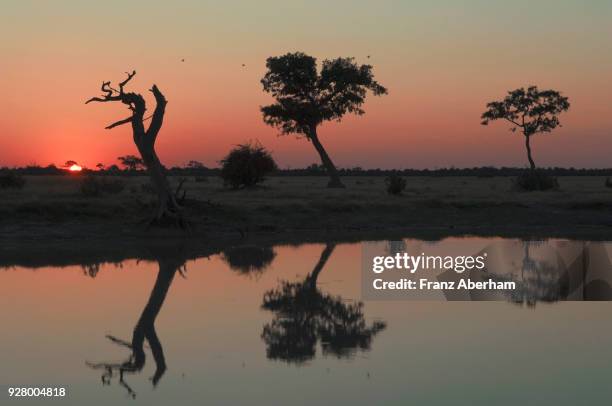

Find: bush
<box><xmin>0</xmin><ymin>171</ymin><xmax>26</xmax><ymax>189</ymax></box>
<box><xmin>220</xmin><ymin>142</ymin><xmax>277</xmax><ymax>189</ymax></box>
<box><xmin>80</xmin><ymin>175</ymin><xmax>126</xmax><ymax>197</ymax></box>
<box><xmin>513</xmin><ymin>170</ymin><xmax>559</xmax><ymax>191</ymax></box>
<box><xmin>221</xmin><ymin>245</ymin><xmax>276</xmax><ymax>276</ymax></box>
<box><xmin>385</xmin><ymin>174</ymin><xmax>407</xmax><ymax>195</ymax></box>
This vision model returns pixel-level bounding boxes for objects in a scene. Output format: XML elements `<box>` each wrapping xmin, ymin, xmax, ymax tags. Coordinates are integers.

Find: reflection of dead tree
<box><xmin>86</xmin><ymin>71</ymin><xmax>187</xmax><ymax>228</ymax></box>
<box><xmin>86</xmin><ymin>256</ymin><xmax>184</xmax><ymax>398</ymax></box>
<box><xmin>261</xmin><ymin>243</ymin><xmax>386</xmax><ymax>363</ymax></box>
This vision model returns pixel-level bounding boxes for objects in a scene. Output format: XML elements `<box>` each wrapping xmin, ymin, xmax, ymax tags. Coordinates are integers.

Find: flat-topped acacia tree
<box><xmin>86</xmin><ymin>71</ymin><xmax>184</xmax><ymax>226</ymax></box>
<box><xmin>261</xmin><ymin>52</ymin><xmax>387</xmax><ymax>188</ymax></box>
<box><xmin>481</xmin><ymin>86</ymin><xmax>570</xmax><ymax>170</ymax></box>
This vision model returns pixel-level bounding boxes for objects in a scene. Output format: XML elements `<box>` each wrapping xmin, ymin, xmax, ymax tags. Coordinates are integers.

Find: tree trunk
<box><xmin>308</xmin><ymin>126</ymin><xmax>345</xmax><ymax>188</ymax></box>
<box><xmin>134</xmin><ymin>85</ymin><xmax>186</xmax><ymax>227</ymax></box>
<box><xmin>525</xmin><ymin>135</ymin><xmax>536</xmax><ymax>170</ymax></box>
<box><xmin>305</xmin><ymin>243</ymin><xmax>336</xmax><ymax>290</ymax></box>
<box><xmin>137</xmin><ymin>144</ymin><xmax>179</xmax><ymax>222</ymax></box>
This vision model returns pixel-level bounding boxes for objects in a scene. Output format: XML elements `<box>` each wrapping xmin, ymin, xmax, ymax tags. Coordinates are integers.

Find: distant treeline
<box><xmin>4</xmin><ymin>164</ymin><xmax>612</xmax><ymax>177</ymax></box>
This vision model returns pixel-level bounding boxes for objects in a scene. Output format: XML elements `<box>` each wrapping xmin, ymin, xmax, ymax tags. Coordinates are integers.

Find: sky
<box><xmin>1</xmin><ymin>0</ymin><xmax>611</xmax><ymax>169</ymax></box>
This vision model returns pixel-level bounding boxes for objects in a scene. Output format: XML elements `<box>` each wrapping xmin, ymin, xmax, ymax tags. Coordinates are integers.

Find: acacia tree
<box><xmin>86</xmin><ymin>71</ymin><xmax>182</xmax><ymax>225</ymax></box>
<box><xmin>481</xmin><ymin>86</ymin><xmax>570</xmax><ymax>170</ymax></box>
<box><xmin>117</xmin><ymin>155</ymin><xmax>145</xmax><ymax>171</ymax></box>
<box><xmin>261</xmin><ymin>52</ymin><xmax>387</xmax><ymax>188</ymax></box>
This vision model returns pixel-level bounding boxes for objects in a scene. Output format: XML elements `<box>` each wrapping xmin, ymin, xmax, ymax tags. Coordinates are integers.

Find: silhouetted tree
<box><xmin>481</xmin><ymin>86</ymin><xmax>570</xmax><ymax>170</ymax></box>
<box><xmin>87</xmin><ymin>71</ymin><xmax>185</xmax><ymax>226</ymax></box>
<box><xmin>95</xmin><ymin>163</ymin><xmax>105</xmax><ymax>171</ymax></box>
<box><xmin>261</xmin><ymin>52</ymin><xmax>387</xmax><ymax>188</ymax></box>
<box><xmin>63</xmin><ymin>160</ymin><xmax>78</xmax><ymax>168</ymax></box>
<box><xmin>107</xmin><ymin>164</ymin><xmax>120</xmax><ymax>174</ymax></box>
<box><xmin>261</xmin><ymin>243</ymin><xmax>386</xmax><ymax>363</ymax></box>
<box><xmin>117</xmin><ymin>155</ymin><xmax>145</xmax><ymax>171</ymax></box>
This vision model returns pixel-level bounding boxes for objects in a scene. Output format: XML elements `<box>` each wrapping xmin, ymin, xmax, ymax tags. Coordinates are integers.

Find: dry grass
<box><xmin>2</xmin><ymin>175</ymin><xmax>612</xmax><ymax>238</ymax></box>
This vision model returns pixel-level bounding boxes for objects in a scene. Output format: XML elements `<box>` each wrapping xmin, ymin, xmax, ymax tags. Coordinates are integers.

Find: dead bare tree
<box><xmin>86</xmin><ymin>71</ymin><xmax>186</xmax><ymax>227</ymax></box>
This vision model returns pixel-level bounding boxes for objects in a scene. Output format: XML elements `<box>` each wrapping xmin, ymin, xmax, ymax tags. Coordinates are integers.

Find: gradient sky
<box><xmin>1</xmin><ymin>0</ymin><xmax>611</xmax><ymax>169</ymax></box>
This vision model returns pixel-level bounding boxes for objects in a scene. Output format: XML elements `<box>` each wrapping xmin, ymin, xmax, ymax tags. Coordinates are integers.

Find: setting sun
<box><xmin>69</xmin><ymin>164</ymin><xmax>82</xmax><ymax>172</ymax></box>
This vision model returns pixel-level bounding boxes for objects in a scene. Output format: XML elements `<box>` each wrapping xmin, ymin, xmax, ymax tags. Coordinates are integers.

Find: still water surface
<box><xmin>1</xmin><ymin>238</ymin><xmax>612</xmax><ymax>405</ymax></box>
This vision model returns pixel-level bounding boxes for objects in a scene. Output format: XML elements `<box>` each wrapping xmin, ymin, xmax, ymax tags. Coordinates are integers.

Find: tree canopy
<box><xmin>481</xmin><ymin>86</ymin><xmax>570</xmax><ymax>137</ymax></box>
<box><xmin>261</xmin><ymin>52</ymin><xmax>387</xmax><ymax>136</ymax></box>
<box><xmin>117</xmin><ymin>155</ymin><xmax>145</xmax><ymax>171</ymax></box>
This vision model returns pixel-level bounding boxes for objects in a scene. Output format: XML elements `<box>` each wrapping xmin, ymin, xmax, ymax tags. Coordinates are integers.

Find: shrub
<box><xmin>220</xmin><ymin>142</ymin><xmax>277</xmax><ymax>189</ymax></box>
<box><xmin>0</xmin><ymin>171</ymin><xmax>26</xmax><ymax>189</ymax></box>
<box><xmin>513</xmin><ymin>170</ymin><xmax>559</xmax><ymax>191</ymax></box>
<box><xmin>221</xmin><ymin>245</ymin><xmax>276</xmax><ymax>276</ymax></box>
<box><xmin>385</xmin><ymin>174</ymin><xmax>407</xmax><ymax>195</ymax></box>
<box><xmin>80</xmin><ymin>175</ymin><xmax>126</xmax><ymax>197</ymax></box>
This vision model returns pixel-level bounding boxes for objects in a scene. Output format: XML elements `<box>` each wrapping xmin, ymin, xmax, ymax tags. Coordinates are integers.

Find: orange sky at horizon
<box><xmin>1</xmin><ymin>0</ymin><xmax>611</xmax><ymax>169</ymax></box>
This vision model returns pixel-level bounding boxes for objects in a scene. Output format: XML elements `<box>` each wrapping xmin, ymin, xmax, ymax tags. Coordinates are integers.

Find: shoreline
<box><xmin>2</xmin><ymin>175</ymin><xmax>612</xmax><ymax>264</ymax></box>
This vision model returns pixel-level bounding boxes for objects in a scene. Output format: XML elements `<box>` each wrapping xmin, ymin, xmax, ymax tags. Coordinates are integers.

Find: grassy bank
<box><xmin>2</xmin><ymin>175</ymin><xmax>612</xmax><ymax>241</ymax></box>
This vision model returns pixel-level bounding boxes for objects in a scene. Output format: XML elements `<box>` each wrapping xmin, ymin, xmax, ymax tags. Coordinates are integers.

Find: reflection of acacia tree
<box><xmin>86</xmin><ymin>255</ymin><xmax>185</xmax><ymax>398</ymax></box>
<box><xmin>261</xmin><ymin>243</ymin><xmax>386</xmax><ymax>363</ymax></box>
<box><xmin>493</xmin><ymin>242</ymin><xmax>569</xmax><ymax>307</ymax></box>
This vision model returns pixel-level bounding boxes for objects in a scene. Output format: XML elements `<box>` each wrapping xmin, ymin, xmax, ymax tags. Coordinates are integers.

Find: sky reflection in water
<box><xmin>1</xmin><ymin>238</ymin><xmax>612</xmax><ymax>405</ymax></box>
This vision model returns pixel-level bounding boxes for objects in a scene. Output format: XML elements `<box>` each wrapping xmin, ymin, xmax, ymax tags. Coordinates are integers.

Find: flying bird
<box><xmin>181</xmin><ymin>58</ymin><xmax>185</xmax><ymax>62</ymax></box>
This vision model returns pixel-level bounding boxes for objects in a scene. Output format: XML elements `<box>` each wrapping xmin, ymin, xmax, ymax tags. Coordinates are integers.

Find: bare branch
<box><xmin>85</xmin><ymin>95</ymin><xmax>121</xmax><ymax>104</ymax></box>
<box><xmin>105</xmin><ymin>116</ymin><xmax>133</xmax><ymax>130</ymax></box>
<box><xmin>105</xmin><ymin>335</ymin><xmax>134</xmax><ymax>349</ymax></box>
<box><xmin>146</xmin><ymin>85</ymin><xmax>167</xmax><ymax>139</ymax></box>
<box><xmin>119</xmin><ymin>70</ymin><xmax>137</xmax><ymax>94</ymax></box>
<box><xmin>101</xmin><ymin>81</ymin><xmax>113</xmax><ymax>98</ymax></box>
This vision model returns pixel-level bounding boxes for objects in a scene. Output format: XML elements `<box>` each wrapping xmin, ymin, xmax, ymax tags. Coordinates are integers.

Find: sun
<box><xmin>69</xmin><ymin>164</ymin><xmax>82</xmax><ymax>172</ymax></box>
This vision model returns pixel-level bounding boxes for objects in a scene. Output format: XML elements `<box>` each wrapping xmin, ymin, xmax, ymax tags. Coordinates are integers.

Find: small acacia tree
<box><xmin>261</xmin><ymin>52</ymin><xmax>387</xmax><ymax>188</ymax></box>
<box><xmin>118</xmin><ymin>155</ymin><xmax>145</xmax><ymax>171</ymax></box>
<box><xmin>86</xmin><ymin>71</ymin><xmax>183</xmax><ymax>226</ymax></box>
<box><xmin>481</xmin><ymin>86</ymin><xmax>570</xmax><ymax>170</ymax></box>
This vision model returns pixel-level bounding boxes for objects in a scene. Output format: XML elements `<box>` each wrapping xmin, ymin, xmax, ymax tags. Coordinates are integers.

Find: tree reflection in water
<box><xmin>221</xmin><ymin>245</ymin><xmax>276</xmax><ymax>278</ymax></box>
<box><xmin>261</xmin><ymin>243</ymin><xmax>386</xmax><ymax>363</ymax></box>
<box><xmin>86</xmin><ymin>254</ymin><xmax>185</xmax><ymax>399</ymax></box>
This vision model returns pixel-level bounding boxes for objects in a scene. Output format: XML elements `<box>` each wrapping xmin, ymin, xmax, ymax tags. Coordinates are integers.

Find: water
<box><xmin>1</xmin><ymin>238</ymin><xmax>612</xmax><ymax>405</ymax></box>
